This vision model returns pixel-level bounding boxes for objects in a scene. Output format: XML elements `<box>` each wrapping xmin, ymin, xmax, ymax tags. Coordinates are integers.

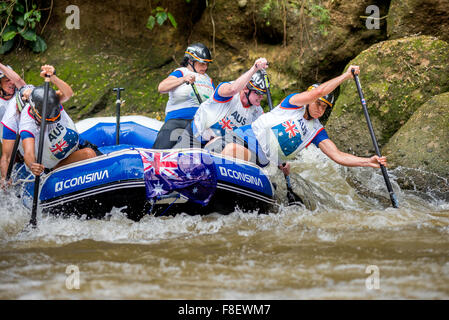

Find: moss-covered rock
<box><xmin>192</xmin><ymin>0</ymin><xmax>390</xmax><ymax>105</ymax></box>
<box><xmin>0</xmin><ymin>1</ymin><xmax>445</xmax><ymax>124</ymax></box>
<box><xmin>325</xmin><ymin>35</ymin><xmax>449</xmax><ymax>156</ymax></box>
<box><xmin>381</xmin><ymin>92</ymin><xmax>449</xmax><ymax>199</ymax></box>
<box><xmin>1</xmin><ymin>0</ymin><xmax>203</xmax><ymax>121</ymax></box>
<box><xmin>387</xmin><ymin>0</ymin><xmax>449</xmax><ymax>42</ymax></box>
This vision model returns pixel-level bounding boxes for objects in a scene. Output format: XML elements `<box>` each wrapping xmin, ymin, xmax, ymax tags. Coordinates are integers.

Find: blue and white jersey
<box><xmin>164</xmin><ymin>67</ymin><xmax>215</xmax><ymax>121</ymax></box>
<box><xmin>1</xmin><ymin>96</ymin><xmax>25</xmax><ymax>155</ymax></box>
<box><xmin>19</xmin><ymin>104</ymin><xmax>79</xmax><ymax>169</ymax></box>
<box><xmin>193</xmin><ymin>82</ymin><xmax>264</xmax><ymax>141</ymax></box>
<box><xmin>1</xmin><ymin>95</ymin><xmax>21</xmax><ymax>138</ymax></box>
<box><xmin>251</xmin><ymin>93</ymin><xmax>329</xmax><ymax>163</ymax></box>
<box><xmin>0</xmin><ymin>93</ymin><xmax>16</xmax><ymax>139</ymax></box>
<box><xmin>0</xmin><ymin>94</ymin><xmax>15</xmax><ymax>122</ymax></box>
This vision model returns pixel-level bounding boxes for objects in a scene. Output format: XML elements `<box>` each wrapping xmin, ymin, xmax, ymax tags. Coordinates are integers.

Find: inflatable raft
<box><xmin>13</xmin><ymin>116</ymin><xmax>276</xmax><ymax>221</ymax></box>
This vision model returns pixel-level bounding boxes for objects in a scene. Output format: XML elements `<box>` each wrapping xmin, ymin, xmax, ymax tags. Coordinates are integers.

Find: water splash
<box><xmin>1</xmin><ymin>145</ymin><xmax>448</xmax><ymax>247</ymax></box>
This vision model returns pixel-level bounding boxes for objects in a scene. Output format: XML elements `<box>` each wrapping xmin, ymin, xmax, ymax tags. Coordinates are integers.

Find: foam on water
<box><xmin>1</xmin><ymin>148</ymin><xmax>448</xmax><ymax>299</ymax></box>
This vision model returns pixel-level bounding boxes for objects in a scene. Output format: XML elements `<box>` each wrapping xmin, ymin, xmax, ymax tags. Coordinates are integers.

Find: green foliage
<box><xmin>0</xmin><ymin>0</ymin><xmax>47</xmax><ymax>54</ymax></box>
<box><xmin>307</xmin><ymin>2</ymin><xmax>331</xmax><ymax>36</ymax></box>
<box><xmin>261</xmin><ymin>0</ymin><xmax>273</xmax><ymax>26</ymax></box>
<box><xmin>145</xmin><ymin>0</ymin><xmax>195</xmax><ymax>32</ymax></box>
<box><xmin>146</xmin><ymin>6</ymin><xmax>177</xmax><ymax>31</ymax></box>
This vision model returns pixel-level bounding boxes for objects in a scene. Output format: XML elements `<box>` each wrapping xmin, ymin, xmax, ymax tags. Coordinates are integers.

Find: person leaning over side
<box><xmin>18</xmin><ymin>65</ymin><xmax>100</xmax><ymax>178</ymax></box>
<box><xmin>152</xmin><ymin>43</ymin><xmax>215</xmax><ymax>149</ymax></box>
<box><xmin>172</xmin><ymin>57</ymin><xmax>268</xmax><ymax>152</ymax></box>
<box><xmin>218</xmin><ymin>65</ymin><xmax>387</xmax><ymax>173</ymax></box>
<box><xmin>0</xmin><ymin>63</ymin><xmax>26</xmax><ymax>159</ymax></box>
<box><xmin>0</xmin><ymin>63</ymin><xmax>26</xmax><ymax>121</ymax></box>
<box><xmin>0</xmin><ymin>65</ymin><xmax>31</xmax><ymax>188</ymax></box>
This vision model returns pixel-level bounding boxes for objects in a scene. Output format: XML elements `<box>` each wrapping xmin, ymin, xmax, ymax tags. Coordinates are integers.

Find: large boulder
<box><xmin>192</xmin><ymin>0</ymin><xmax>390</xmax><ymax>103</ymax></box>
<box><xmin>382</xmin><ymin>92</ymin><xmax>449</xmax><ymax>200</ymax></box>
<box><xmin>325</xmin><ymin>35</ymin><xmax>449</xmax><ymax>157</ymax></box>
<box><xmin>387</xmin><ymin>0</ymin><xmax>449</xmax><ymax>42</ymax></box>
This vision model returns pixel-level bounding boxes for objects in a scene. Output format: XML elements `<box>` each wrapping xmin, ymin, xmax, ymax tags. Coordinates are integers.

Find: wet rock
<box><xmin>387</xmin><ymin>0</ymin><xmax>449</xmax><ymax>42</ymax></box>
<box><xmin>381</xmin><ymin>92</ymin><xmax>449</xmax><ymax>199</ymax></box>
<box><xmin>192</xmin><ymin>0</ymin><xmax>389</xmax><ymax>96</ymax></box>
<box><xmin>326</xmin><ymin>35</ymin><xmax>449</xmax><ymax>157</ymax></box>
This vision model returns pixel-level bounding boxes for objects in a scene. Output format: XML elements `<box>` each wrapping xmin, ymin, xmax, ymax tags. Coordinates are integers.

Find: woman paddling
<box><xmin>216</xmin><ymin>65</ymin><xmax>387</xmax><ymax>173</ymax></box>
<box><xmin>152</xmin><ymin>43</ymin><xmax>215</xmax><ymax>149</ymax></box>
<box><xmin>18</xmin><ymin>65</ymin><xmax>100</xmax><ymax>177</ymax></box>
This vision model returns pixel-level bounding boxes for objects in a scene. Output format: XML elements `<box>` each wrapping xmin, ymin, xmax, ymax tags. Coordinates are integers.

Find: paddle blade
<box><xmin>284</xmin><ymin>175</ymin><xmax>304</xmax><ymax>206</ymax></box>
<box><xmin>286</xmin><ymin>187</ymin><xmax>304</xmax><ymax>206</ymax></box>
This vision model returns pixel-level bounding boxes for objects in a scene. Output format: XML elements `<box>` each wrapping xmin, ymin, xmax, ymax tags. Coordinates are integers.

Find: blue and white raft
<box><xmin>14</xmin><ymin>116</ymin><xmax>276</xmax><ymax>221</ymax></box>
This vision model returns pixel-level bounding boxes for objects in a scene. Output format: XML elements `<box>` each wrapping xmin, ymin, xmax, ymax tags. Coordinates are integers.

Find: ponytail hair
<box><xmin>180</xmin><ymin>56</ymin><xmax>189</xmax><ymax>67</ymax></box>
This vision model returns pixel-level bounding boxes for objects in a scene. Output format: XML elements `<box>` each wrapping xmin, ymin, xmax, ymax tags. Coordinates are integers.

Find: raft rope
<box><xmin>159</xmin><ymin>194</ymin><xmax>181</xmax><ymax>216</ymax></box>
<box><xmin>146</xmin><ymin>193</ymin><xmax>181</xmax><ymax>217</ymax></box>
<box><xmin>10</xmin><ymin>163</ymin><xmax>35</xmax><ymax>186</ymax></box>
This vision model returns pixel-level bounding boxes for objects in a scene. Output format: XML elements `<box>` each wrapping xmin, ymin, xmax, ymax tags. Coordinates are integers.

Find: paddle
<box><xmin>113</xmin><ymin>87</ymin><xmax>124</xmax><ymax>145</ymax></box>
<box><xmin>351</xmin><ymin>69</ymin><xmax>399</xmax><ymax>208</ymax></box>
<box><xmin>261</xmin><ymin>70</ymin><xmax>304</xmax><ymax>206</ymax></box>
<box><xmin>191</xmin><ymin>83</ymin><xmax>203</xmax><ymax>104</ymax></box>
<box><xmin>29</xmin><ymin>75</ymin><xmax>51</xmax><ymax>227</ymax></box>
<box><xmin>5</xmin><ymin>132</ymin><xmax>20</xmax><ymax>181</ymax></box>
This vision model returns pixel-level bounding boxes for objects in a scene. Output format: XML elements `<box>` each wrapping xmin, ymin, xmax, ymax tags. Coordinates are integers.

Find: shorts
<box><xmin>79</xmin><ymin>139</ymin><xmax>103</xmax><ymax>156</ymax></box>
<box><xmin>152</xmin><ymin>118</ymin><xmax>193</xmax><ymax>149</ymax></box>
<box><xmin>171</xmin><ymin>121</ymin><xmax>206</xmax><ymax>149</ymax></box>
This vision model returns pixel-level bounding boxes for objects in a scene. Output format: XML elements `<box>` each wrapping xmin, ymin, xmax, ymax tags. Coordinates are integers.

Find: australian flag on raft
<box><xmin>139</xmin><ymin>149</ymin><xmax>217</xmax><ymax>206</ymax></box>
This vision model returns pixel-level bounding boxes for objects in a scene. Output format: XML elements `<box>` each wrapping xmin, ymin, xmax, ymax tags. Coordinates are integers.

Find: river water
<box><xmin>1</xmin><ymin>147</ymin><xmax>448</xmax><ymax>300</ymax></box>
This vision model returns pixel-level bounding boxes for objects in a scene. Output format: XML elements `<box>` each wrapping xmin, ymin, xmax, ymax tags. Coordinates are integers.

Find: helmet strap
<box><xmin>188</xmin><ymin>61</ymin><xmax>198</xmax><ymax>73</ymax></box>
<box><xmin>244</xmin><ymin>90</ymin><xmax>252</xmax><ymax>107</ymax></box>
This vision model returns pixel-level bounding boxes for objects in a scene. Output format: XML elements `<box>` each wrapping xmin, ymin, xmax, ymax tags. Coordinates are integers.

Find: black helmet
<box><xmin>307</xmin><ymin>83</ymin><xmax>335</xmax><ymax>107</ymax></box>
<box><xmin>29</xmin><ymin>85</ymin><xmax>61</xmax><ymax>123</ymax></box>
<box><xmin>184</xmin><ymin>43</ymin><xmax>213</xmax><ymax>63</ymax></box>
<box><xmin>246</xmin><ymin>70</ymin><xmax>267</xmax><ymax>95</ymax></box>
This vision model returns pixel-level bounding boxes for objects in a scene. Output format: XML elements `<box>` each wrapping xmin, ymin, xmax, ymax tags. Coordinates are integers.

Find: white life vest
<box><xmin>252</xmin><ymin>96</ymin><xmax>324</xmax><ymax>164</ymax></box>
<box><xmin>165</xmin><ymin>67</ymin><xmax>214</xmax><ymax>120</ymax></box>
<box><xmin>0</xmin><ymin>96</ymin><xmax>25</xmax><ymax>155</ymax></box>
<box><xmin>0</xmin><ymin>93</ymin><xmax>16</xmax><ymax>139</ymax></box>
<box><xmin>193</xmin><ymin>82</ymin><xmax>264</xmax><ymax>141</ymax></box>
<box><xmin>1</xmin><ymin>96</ymin><xmax>20</xmax><ymax>135</ymax></box>
<box><xmin>19</xmin><ymin>104</ymin><xmax>79</xmax><ymax>169</ymax></box>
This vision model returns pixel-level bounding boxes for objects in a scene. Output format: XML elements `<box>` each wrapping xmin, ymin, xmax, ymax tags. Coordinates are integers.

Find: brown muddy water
<box><xmin>0</xmin><ymin>148</ymin><xmax>448</xmax><ymax>300</ymax></box>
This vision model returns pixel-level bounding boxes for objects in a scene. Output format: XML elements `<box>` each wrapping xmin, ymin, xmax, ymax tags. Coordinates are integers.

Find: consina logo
<box><xmin>54</xmin><ymin>170</ymin><xmax>109</xmax><ymax>192</ymax></box>
<box><xmin>218</xmin><ymin>167</ymin><xmax>263</xmax><ymax>187</ymax></box>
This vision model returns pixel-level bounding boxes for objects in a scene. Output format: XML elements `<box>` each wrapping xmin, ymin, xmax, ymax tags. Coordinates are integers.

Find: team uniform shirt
<box><xmin>0</xmin><ymin>92</ymin><xmax>16</xmax><ymax>139</ymax></box>
<box><xmin>164</xmin><ymin>67</ymin><xmax>215</xmax><ymax>121</ymax></box>
<box><xmin>0</xmin><ymin>91</ymin><xmax>17</xmax><ymax>121</ymax></box>
<box><xmin>1</xmin><ymin>96</ymin><xmax>25</xmax><ymax>156</ymax></box>
<box><xmin>192</xmin><ymin>82</ymin><xmax>264</xmax><ymax>142</ymax></box>
<box><xmin>251</xmin><ymin>93</ymin><xmax>329</xmax><ymax>164</ymax></box>
<box><xmin>1</xmin><ymin>91</ymin><xmax>25</xmax><ymax>139</ymax></box>
<box><xmin>19</xmin><ymin>104</ymin><xmax>80</xmax><ymax>169</ymax></box>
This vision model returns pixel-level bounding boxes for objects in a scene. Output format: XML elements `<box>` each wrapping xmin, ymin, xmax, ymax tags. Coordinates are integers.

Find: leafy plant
<box><xmin>307</xmin><ymin>3</ymin><xmax>331</xmax><ymax>36</ymax></box>
<box><xmin>146</xmin><ymin>6</ymin><xmax>177</xmax><ymax>30</ymax></box>
<box><xmin>0</xmin><ymin>0</ymin><xmax>47</xmax><ymax>54</ymax></box>
<box><xmin>263</xmin><ymin>0</ymin><xmax>272</xmax><ymax>26</ymax></box>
